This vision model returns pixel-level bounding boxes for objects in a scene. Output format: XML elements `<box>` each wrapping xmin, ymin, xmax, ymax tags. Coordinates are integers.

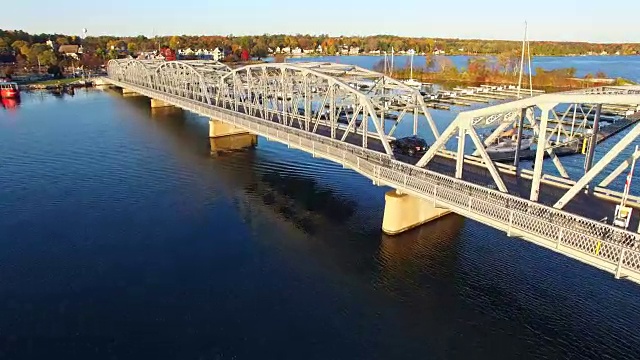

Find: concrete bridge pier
<box><xmin>122</xmin><ymin>88</ymin><xmax>143</xmax><ymax>97</ymax></box>
<box><xmin>209</xmin><ymin>119</ymin><xmax>257</xmax><ymax>153</ymax></box>
<box><xmin>382</xmin><ymin>190</ymin><xmax>452</xmax><ymax>235</ymax></box>
<box><xmin>150</xmin><ymin>98</ymin><xmax>174</xmax><ymax>108</ymax></box>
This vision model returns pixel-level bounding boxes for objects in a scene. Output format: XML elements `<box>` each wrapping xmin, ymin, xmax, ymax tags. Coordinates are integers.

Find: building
<box><xmin>58</xmin><ymin>45</ymin><xmax>82</xmax><ymax>60</ymax></box>
<box><xmin>213</xmin><ymin>48</ymin><xmax>224</xmax><ymax>61</ymax></box>
<box><xmin>292</xmin><ymin>47</ymin><xmax>303</xmax><ymax>55</ymax></box>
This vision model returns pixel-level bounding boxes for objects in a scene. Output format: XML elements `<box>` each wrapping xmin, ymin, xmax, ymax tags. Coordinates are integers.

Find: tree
<box><xmin>127</xmin><ymin>42</ymin><xmax>137</xmax><ymax>54</ymax></box>
<box><xmin>56</xmin><ymin>37</ymin><xmax>69</xmax><ymax>46</ymax></box>
<box><xmin>11</xmin><ymin>40</ymin><xmax>29</xmax><ymax>56</ymax></box>
<box><xmin>47</xmin><ymin>64</ymin><xmax>63</xmax><ymax>78</ymax></box>
<box><xmin>38</xmin><ymin>50</ymin><xmax>58</xmax><ymax>67</ymax></box>
<box><xmin>251</xmin><ymin>45</ymin><xmax>268</xmax><ymax>60</ymax></box>
<box><xmin>240</xmin><ymin>48</ymin><xmax>250</xmax><ymax>61</ymax></box>
<box><xmin>27</xmin><ymin>43</ymin><xmax>49</xmax><ymax>65</ymax></box>
<box><xmin>436</xmin><ymin>56</ymin><xmax>454</xmax><ymax>73</ymax></box>
<box><xmin>169</xmin><ymin>36</ymin><xmax>180</xmax><ymax>50</ymax></box>
<box><xmin>425</xmin><ymin>53</ymin><xmax>436</xmax><ymax>71</ymax></box>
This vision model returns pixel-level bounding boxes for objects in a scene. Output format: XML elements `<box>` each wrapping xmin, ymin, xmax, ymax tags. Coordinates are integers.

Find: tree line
<box><xmin>1</xmin><ymin>29</ymin><xmax>639</xmax><ymax>77</ymax></box>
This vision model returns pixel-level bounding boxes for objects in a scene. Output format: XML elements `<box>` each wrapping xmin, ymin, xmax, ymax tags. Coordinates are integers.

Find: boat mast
<box><xmin>517</xmin><ymin>21</ymin><xmax>528</xmax><ymax>99</ymax></box>
<box><xmin>391</xmin><ymin>47</ymin><xmax>394</xmax><ymax>76</ymax></box>
<box><xmin>384</xmin><ymin>51</ymin><xmax>388</xmax><ymax>75</ymax></box>
<box><xmin>410</xmin><ymin>49</ymin><xmax>414</xmax><ymax>80</ymax></box>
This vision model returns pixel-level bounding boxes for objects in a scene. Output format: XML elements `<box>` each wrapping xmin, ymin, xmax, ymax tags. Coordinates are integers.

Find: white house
<box><xmin>213</xmin><ymin>48</ymin><xmax>224</xmax><ymax>61</ymax></box>
<box><xmin>349</xmin><ymin>47</ymin><xmax>360</xmax><ymax>55</ymax></box>
<box><xmin>282</xmin><ymin>46</ymin><xmax>291</xmax><ymax>54</ymax></box>
<box><xmin>316</xmin><ymin>45</ymin><xmax>323</xmax><ymax>53</ymax></box>
<box><xmin>292</xmin><ymin>47</ymin><xmax>303</xmax><ymax>55</ymax></box>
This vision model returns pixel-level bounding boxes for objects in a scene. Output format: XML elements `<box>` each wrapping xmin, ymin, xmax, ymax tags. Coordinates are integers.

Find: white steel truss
<box><xmin>105</xmin><ymin>60</ymin><xmax>640</xmax><ymax>283</ymax></box>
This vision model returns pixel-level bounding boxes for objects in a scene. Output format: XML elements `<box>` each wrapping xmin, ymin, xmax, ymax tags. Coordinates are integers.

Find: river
<box><xmin>285</xmin><ymin>55</ymin><xmax>640</xmax><ymax>82</ymax></box>
<box><xmin>1</xmin><ymin>60</ymin><xmax>640</xmax><ymax>359</ymax></box>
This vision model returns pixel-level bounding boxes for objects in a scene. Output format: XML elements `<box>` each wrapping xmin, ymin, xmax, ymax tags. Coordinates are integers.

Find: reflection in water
<box><xmin>378</xmin><ymin>214</ymin><xmax>465</xmax><ymax>283</ymax></box>
<box><xmin>1</xmin><ymin>97</ymin><xmax>20</xmax><ymax>109</ymax></box>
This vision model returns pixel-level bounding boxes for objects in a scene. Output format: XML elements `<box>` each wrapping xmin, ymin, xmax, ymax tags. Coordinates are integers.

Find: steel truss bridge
<box><xmin>106</xmin><ymin>59</ymin><xmax>640</xmax><ymax>283</ymax></box>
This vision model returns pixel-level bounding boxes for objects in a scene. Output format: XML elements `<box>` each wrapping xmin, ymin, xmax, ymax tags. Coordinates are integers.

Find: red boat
<box><xmin>0</xmin><ymin>82</ymin><xmax>20</xmax><ymax>99</ymax></box>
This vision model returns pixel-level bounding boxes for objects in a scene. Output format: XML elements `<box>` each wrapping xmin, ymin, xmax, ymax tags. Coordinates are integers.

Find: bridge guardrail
<box><xmin>107</xmin><ymin>77</ymin><xmax>640</xmax><ymax>282</ymax></box>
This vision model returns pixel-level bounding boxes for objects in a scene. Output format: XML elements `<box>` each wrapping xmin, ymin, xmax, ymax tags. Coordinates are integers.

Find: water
<box><xmin>1</xmin><ymin>85</ymin><xmax>640</xmax><ymax>359</ymax></box>
<box><xmin>285</xmin><ymin>55</ymin><xmax>640</xmax><ymax>82</ymax></box>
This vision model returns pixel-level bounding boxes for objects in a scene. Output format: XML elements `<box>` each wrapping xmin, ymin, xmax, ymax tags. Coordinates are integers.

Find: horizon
<box><xmin>4</xmin><ymin>0</ymin><xmax>640</xmax><ymax>43</ymax></box>
<box><xmin>3</xmin><ymin>29</ymin><xmax>638</xmax><ymax>46</ymax></box>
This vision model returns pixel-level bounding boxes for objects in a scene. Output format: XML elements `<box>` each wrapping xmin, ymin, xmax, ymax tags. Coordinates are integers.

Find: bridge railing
<box><xmin>107</xmin><ymin>77</ymin><xmax>640</xmax><ymax>282</ymax></box>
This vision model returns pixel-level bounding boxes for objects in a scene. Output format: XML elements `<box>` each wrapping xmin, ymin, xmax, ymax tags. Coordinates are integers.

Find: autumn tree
<box><xmin>27</xmin><ymin>43</ymin><xmax>50</xmax><ymax>65</ymax></box>
<box><xmin>56</xmin><ymin>37</ymin><xmax>69</xmax><ymax>46</ymax></box>
<box><xmin>11</xmin><ymin>40</ymin><xmax>30</xmax><ymax>56</ymax></box>
<box><xmin>37</xmin><ymin>50</ymin><xmax>58</xmax><ymax>66</ymax></box>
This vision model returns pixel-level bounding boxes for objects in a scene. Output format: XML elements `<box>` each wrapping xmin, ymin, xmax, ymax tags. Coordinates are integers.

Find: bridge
<box><xmin>105</xmin><ymin>59</ymin><xmax>640</xmax><ymax>283</ymax></box>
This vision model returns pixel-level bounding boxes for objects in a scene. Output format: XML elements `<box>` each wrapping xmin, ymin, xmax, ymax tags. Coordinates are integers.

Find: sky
<box><xmin>3</xmin><ymin>0</ymin><xmax>639</xmax><ymax>43</ymax></box>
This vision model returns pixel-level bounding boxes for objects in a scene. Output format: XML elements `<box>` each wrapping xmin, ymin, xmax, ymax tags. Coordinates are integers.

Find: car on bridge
<box><xmin>390</xmin><ymin>136</ymin><xmax>429</xmax><ymax>157</ymax></box>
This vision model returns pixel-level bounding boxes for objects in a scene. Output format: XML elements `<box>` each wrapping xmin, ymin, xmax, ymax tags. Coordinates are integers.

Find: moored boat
<box><xmin>0</xmin><ymin>81</ymin><xmax>20</xmax><ymax>99</ymax></box>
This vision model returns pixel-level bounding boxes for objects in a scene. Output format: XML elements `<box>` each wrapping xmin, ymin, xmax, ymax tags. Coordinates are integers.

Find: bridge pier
<box><xmin>122</xmin><ymin>88</ymin><xmax>143</xmax><ymax>97</ymax></box>
<box><xmin>209</xmin><ymin>119</ymin><xmax>257</xmax><ymax>152</ymax></box>
<box><xmin>150</xmin><ymin>98</ymin><xmax>173</xmax><ymax>108</ymax></box>
<box><xmin>382</xmin><ymin>190</ymin><xmax>452</xmax><ymax>235</ymax></box>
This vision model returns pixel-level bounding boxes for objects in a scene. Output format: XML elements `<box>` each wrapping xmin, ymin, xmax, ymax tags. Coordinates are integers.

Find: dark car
<box><xmin>390</xmin><ymin>136</ymin><xmax>429</xmax><ymax>157</ymax></box>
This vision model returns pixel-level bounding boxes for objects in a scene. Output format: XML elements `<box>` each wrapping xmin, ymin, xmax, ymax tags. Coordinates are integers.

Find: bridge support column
<box><xmin>122</xmin><ymin>88</ymin><xmax>143</xmax><ymax>97</ymax></box>
<box><xmin>209</xmin><ymin>119</ymin><xmax>257</xmax><ymax>152</ymax></box>
<box><xmin>150</xmin><ymin>98</ymin><xmax>173</xmax><ymax>108</ymax></box>
<box><xmin>382</xmin><ymin>190</ymin><xmax>452</xmax><ymax>235</ymax></box>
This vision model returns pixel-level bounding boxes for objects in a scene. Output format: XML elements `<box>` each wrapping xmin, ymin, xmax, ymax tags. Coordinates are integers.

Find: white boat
<box><xmin>485</xmin><ymin>128</ymin><xmax>533</xmax><ymax>161</ymax></box>
<box><xmin>402</xmin><ymin>78</ymin><xmax>423</xmax><ymax>89</ymax></box>
<box><xmin>402</xmin><ymin>49</ymin><xmax>423</xmax><ymax>90</ymax></box>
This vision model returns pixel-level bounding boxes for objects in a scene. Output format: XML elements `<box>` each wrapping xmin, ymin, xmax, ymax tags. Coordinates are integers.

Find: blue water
<box><xmin>0</xmin><ymin>85</ymin><xmax>639</xmax><ymax>359</ymax></box>
<box><xmin>286</xmin><ymin>55</ymin><xmax>640</xmax><ymax>82</ymax></box>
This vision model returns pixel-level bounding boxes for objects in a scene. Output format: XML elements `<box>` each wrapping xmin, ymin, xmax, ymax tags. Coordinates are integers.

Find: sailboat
<box><xmin>402</xmin><ymin>49</ymin><xmax>423</xmax><ymax>89</ymax></box>
<box><xmin>486</xmin><ymin>22</ymin><xmax>534</xmax><ymax>161</ymax></box>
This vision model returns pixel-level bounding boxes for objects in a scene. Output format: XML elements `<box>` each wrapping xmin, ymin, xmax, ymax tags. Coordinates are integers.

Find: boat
<box><xmin>485</xmin><ymin>128</ymin><xmax>533</xmax><ymax>161</ymax></box>
<box><xmin>0</xmin><ymin>81</ymin><xmax>20</xmax><ymax>99</ymax></box>
<box><xmin>402</xmin><ymin>49</ymin><xmax>425</xmax><ymax>91</ymax></box>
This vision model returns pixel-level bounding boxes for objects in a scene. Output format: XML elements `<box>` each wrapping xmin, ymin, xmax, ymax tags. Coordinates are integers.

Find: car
<box><xmin>389</xmin><ymin>136</ymin><xmax>429</xmax><ymax>157</ymax></box>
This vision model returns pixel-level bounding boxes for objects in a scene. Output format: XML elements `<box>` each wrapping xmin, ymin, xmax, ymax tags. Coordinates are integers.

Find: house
<box><xmin>275</xmin><ymin>46</ymin><xmax>282</xmax><ymax>54</ymax></box>
<box><xmin>349</xmin><ymin>47</ymin><xmax>360</xmax><ymax>55</ymax></box>
<box><xmin>58</xmin><ymin>45</ymin><xmax>82</xmax><ymax>59</ymax></box>
<box><xmin>46</xmin><ymin>40</ymin><xmax>55</xmax><ymax>49</ymax></box>
<box><xmin>434</xmin><ymin>49</ymin><xmax>446</xmax><ymax>55</ymax></box>
<box><xmin>213</xmin><ymin>47</ymin><xmax>224</xmax><ymax>61</ymax></box>
<box><xmin>292</xmin><ymin>47</ymin><xmax>303</xmax><ymax>55</ymax></box>
<box><xmin>179</xmin><ymin>48</ymin><xmax>195</xmax><ymax>56</ymax></box>
<box><xmin>316</xmin><ymin>45</ymin><xmax>323</xmax><ymax>53</ymax></box>
<box><xmin>281</xmin><ymin>46</ymin><xmax>291</xmax><ymax>54</ymax></box>
<box><xmin>369</xmin><ymin>49</ymin><xmax>381</xmax><ymax>55</ymax></box>
<box><xmin>303</xmin><ymin>49</ymin><xmax>314</xmax><ymax>55</ymax></box>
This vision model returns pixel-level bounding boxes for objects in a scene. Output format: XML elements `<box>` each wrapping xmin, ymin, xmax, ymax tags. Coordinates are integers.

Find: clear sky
<box><xmin>3</xmin><ymin>0</ymin><xmax>638</xmax><ymax>43</ymax></box>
